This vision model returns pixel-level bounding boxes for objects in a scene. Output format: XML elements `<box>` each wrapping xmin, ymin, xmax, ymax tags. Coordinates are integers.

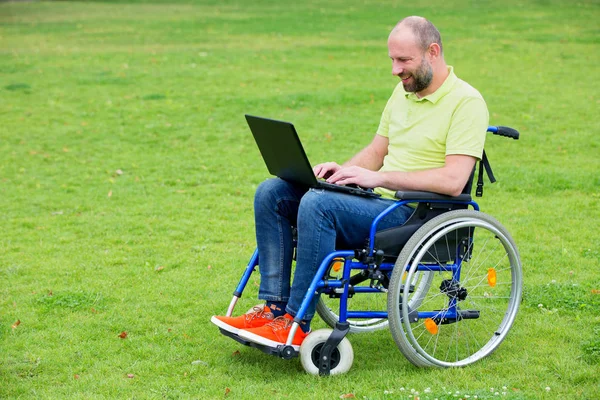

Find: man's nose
<box><xmin>392</xmin><ymin>62</ymin><xmax>403</xmax><ymax>76</ymax></box>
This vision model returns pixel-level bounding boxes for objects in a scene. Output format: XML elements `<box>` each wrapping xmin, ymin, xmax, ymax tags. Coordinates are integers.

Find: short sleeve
<box><xmin>445</xmin><ymin>96</ymin><xmax>489</xmax><ymax>159</ymax></box>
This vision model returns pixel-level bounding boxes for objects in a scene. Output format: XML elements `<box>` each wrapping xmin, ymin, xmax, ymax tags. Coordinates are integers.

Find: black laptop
<box><xmin>245</xmin><ymin>115</ymin><xmax>380</xmax><ymax>198</ymax></box>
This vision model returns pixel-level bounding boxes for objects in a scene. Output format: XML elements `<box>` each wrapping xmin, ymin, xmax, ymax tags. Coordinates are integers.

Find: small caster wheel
<box><xmin>299</xmin><ymin>329</ymin><xmax>354</xmax><ymax>375</ymax></box>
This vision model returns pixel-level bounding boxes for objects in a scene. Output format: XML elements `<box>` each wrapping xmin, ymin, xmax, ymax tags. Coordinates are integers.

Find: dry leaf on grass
<box><xmin>119</xmin><ymin>331</ymin><xmax>128</xmax><ymax>339</ymax></box>
<box><xmin>225</xmin><ymin>388</ymin><xmax>231</xmax><ymax>397</ymax></box>
<box><xmin>11</xmin><ymin>320</ymin><xmax>21</xmax><ymax>329</ymax></box>
<box><xmin>340</xmin><ymin>394</ymin><xmax>356</xmax><ymax>399</ymax></box>
<box><xmin>126</xmin><ymin>374</ymin><xmax>134</xmax><ymax>379</ymax></box>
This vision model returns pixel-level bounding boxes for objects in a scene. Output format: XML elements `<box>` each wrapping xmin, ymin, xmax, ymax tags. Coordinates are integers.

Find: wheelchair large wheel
<box><xmin>317</xmin><ymin>269</ymin><xmax>433</xmax><ymax>334</ymax></box>
<box><xmin>388</xmin><ymin>210</ymin><xmax>522</xmax><ymax>368</ymax></box>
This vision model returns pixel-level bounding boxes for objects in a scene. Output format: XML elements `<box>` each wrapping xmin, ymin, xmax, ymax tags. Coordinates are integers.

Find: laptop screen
<box><xmin>245</xmin><ymin>115</ymin><xmax>318</xmax><ymax>186</ymax></box>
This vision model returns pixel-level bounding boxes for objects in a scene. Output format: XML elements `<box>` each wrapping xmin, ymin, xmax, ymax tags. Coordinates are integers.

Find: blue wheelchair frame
<box><xmin>220</xmin><ymin>125</ymin><xmax>520</xmax><ymax>372</ymax></box>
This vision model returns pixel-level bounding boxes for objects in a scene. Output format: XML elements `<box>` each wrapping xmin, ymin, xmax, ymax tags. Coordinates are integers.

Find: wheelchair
<box><xmin>217</xmin><ymin>126</ymin><xmax>522</xmax><ymax>375</ymax></box>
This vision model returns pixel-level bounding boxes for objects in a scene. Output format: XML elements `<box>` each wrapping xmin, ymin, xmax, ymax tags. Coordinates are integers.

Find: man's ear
<box><xmin>428</xmin><ymin>43</ymin><xmax>442</xmax><ymax>59</ymax></box>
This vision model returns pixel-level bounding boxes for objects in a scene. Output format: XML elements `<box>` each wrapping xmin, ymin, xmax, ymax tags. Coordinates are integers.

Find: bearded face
<box><xmin>400</xmin><ymin>55</ymin><xmax>433</xmax><ymax>93</ymax></box>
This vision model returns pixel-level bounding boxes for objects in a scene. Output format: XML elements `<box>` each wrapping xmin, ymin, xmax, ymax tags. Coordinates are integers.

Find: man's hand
<box><xmin>326</xmin><ymin>166</ymin><xmax>381</xmax><ymax>189</ymax></box>
<box><xmin>313</xmin><ymin>162</ymin><xmax>342</xmax><ymax>179</ymax></box>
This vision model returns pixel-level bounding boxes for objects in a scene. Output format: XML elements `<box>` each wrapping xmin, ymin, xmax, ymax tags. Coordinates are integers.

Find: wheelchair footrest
<box><xmin>218</xmin><ymin>328</ymin><xmax>298</xmax><ymax>359</ymax></box>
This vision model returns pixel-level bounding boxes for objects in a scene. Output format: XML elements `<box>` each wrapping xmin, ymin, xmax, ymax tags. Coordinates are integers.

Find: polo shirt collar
<box><xmin>405</xmin><ymin>66</ymin><xmax>456</xmax><ymax>104</ymax></box>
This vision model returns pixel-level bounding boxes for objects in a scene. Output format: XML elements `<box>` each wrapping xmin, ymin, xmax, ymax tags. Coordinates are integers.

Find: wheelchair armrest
<box><xmin>394</xmin><ymin>190</ymin><xmax>472</xmax><ymax>202</ymax></box>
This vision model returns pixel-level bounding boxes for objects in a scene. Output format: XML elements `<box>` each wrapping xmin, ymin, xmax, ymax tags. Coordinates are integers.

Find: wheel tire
<box><xmin>388</xmin><ymin>210</ymin><xmax>522</xmax><ymax>368</ymax></box>
<box><xmin>299</xmin><ymin>329</ymin><xmax>354</xmax><ymax>375</ymax></box>
<box><xmin>387</xmin><ymin>269</ymin><xmax>436</xmax><ymax>367</ymax></box>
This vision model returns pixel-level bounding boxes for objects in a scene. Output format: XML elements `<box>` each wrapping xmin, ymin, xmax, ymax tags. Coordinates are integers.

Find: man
<box><xmin>211</xmin><ymin>16</ymin><xmax>488</xmax><ymax>350</ymax></box>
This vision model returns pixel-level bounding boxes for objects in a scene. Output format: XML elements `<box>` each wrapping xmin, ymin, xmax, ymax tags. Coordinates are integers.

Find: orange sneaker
<box><xmin>211</xmin><ymin>305</ymin><xmax>274</xmax><ymax>335</ymax></box>
<box><xmin>238</xmin><ymin>314</ymin><xmax>309</xmax><ymax>350</ymax></box>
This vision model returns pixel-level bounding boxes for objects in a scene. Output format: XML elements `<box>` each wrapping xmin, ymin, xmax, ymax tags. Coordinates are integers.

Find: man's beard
<box><xmin>402</xmin><ymin>57</ymin><xmax>433</xmax><ymax>93</ymax></box>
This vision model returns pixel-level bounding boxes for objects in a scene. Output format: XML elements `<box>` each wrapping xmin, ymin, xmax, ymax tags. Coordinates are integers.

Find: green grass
<box><xmin>1</xmin><ymin>0</ymin><xmax>599</xmax><ymax>398</ymax></box>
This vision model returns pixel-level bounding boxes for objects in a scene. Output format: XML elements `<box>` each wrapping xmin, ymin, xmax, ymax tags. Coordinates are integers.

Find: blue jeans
<box><xmin>254</xmin><ymin>178</ymin><xmax>414</xmax><ymax>320</ymax></box>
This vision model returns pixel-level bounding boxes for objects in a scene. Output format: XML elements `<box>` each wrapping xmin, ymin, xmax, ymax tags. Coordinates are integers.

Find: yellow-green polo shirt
<box><xmin>374</xmin><ymin>66</ymin><xmax>489</xmax><ymax>199</ymax></box>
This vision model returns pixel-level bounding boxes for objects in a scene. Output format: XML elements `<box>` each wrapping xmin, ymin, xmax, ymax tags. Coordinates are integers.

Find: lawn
<box><xmin>1</xmin><ymin>0</ymin><xmax>599</xmax><ymax>398</ymax></box>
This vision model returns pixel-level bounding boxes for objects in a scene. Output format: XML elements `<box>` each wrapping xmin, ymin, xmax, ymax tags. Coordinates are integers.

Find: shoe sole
<box><xmin>238</xmin><ymin>329</ymin><xmax>302</xmax><ymax>351</ymax></box>
<box><xmin>210</xmin><ymin>316</ymin><xmax>240</xmax><ymax>335</ymax></box>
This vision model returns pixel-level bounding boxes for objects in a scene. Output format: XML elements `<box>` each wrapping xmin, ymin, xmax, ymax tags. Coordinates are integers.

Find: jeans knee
<box><xmin>255</xmin><ymin>178</ymin><xmax>274</xmax><ymax>200</ymax></box>
<box><xmin>298</xmin><ymin>189</ymin><xmax>328</xmax><ymax>219</ymax></box>
<box><xmin>254</xmin><ymin>178</ymin><xmax>301</xmax><ymax>214</ymax></box>
<box><xmin>255</xmin><ymin>179</ymin><xmax>283</xmax><ymax>206</ymax></box>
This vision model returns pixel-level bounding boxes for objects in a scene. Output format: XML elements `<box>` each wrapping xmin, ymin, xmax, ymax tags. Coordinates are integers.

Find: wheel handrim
<box><xmin>401</xmin><ymin>217</ymin><xmax>522</xmax><ymax>367</ymax></box>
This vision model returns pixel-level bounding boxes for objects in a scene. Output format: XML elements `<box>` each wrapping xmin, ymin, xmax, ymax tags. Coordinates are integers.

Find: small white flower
<box><xmin>502</xmin><ymin>386</ymin><xmax>507</xmax><ymax>390</ymax></box>
<box><xmin>546</xmin><ymin>387</ymin><xmax>551</xmax><ymax>392</ymax></box>
<box><xmin>399</xmin><ymin>388</ymin><xmax>405</xmax><ymax>391</ymax></box>
<box><xmin>424</xmin><ymin>388</ymin><xmax>431</xmax><ymax>393</ymax></box>
<box><xmin>538</xmin><ymin>304</ymin><xmax>543</xmax><ymax>308</ymax></box>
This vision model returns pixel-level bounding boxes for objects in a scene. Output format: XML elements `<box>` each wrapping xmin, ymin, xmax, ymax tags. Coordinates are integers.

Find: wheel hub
<box><xmin>440</xmin><ymin>279</ymin><xmax>468</xmax><ymax>301</ymax></box>
<box><xmin>311</xmin><ymin>343</ymin><xmax>341</xmax><ymax>370</ymax></box>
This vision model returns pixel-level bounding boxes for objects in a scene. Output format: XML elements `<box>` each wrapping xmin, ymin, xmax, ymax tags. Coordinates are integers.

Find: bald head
<box><xmin>387</xmin><ymin>16</ymin><xmax>448</xmax><ymax>97</ymax></box>
<box><xmin>391</xmin><ymin>16</ymin><xmax>443</xmax><ymax>55</ymax></box>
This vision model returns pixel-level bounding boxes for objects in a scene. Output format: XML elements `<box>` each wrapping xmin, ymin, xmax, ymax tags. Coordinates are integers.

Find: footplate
<box><xmin>218</xmin><ymin>328</ymin><xmax>298</xmax><ymax>359</ymax></box>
